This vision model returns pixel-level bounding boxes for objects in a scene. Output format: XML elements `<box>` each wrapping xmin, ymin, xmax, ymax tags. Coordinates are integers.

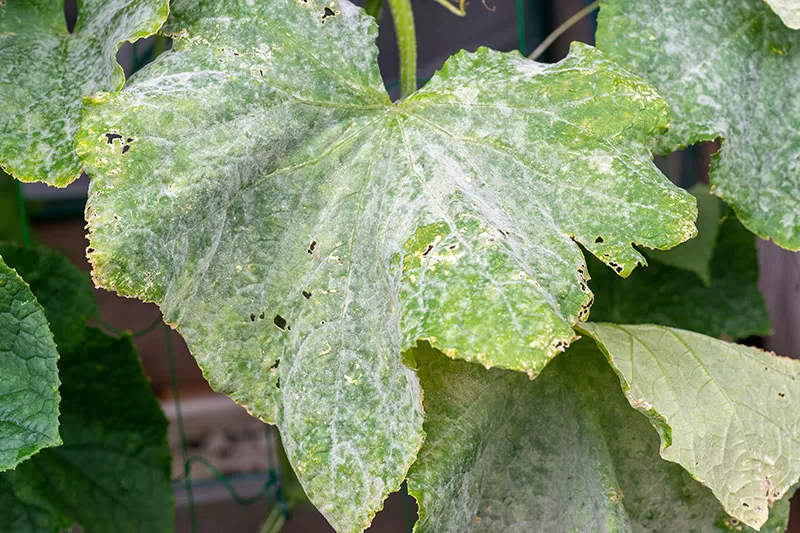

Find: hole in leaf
<box><xmin>308</xmin><ymin>240</ymin><xmax>316</xmax><ymax>254</ymax></box>
<box><xmin>64</xmin><ymin>0</ymin><xmax>77</xmax><ymax>33</ymax></box>
<box><xmin>302</xmin><ymin>290</ymin><xmax>312</xmax><ymax>299</ymax></box>
<box><xmin>321</xmin><ymin>6</ymin><xmax>337</xmax><ymax>22</ymax></box>
<box><xmin>594</xmin><ymin>236</ymin><xmax>604</xmax><ymax>244</ymax></box>
<box><xmin>422</xmin><ymin>244</ymin><xmax>434</xmax><ymax>257</ymax></box>
<box><xmin>122</xmin><ymin>145</ymin><xmax>131</xmax><ymax>154</ymax></box>
<box><xmin>250</xmin><ymin>313</ymin><xmax>256</xmax><ymax>322</ymax></box>
<box><xmin>778</xmin><ymin>392</ymin><xmax>786</xmax><ymax>398</ymax></box>
<box><xmin>105</xmin><ymin>132</ymin><xmax>123</xmax><ymax>144</ymax></box>
<box><xmin>273</xmin><ymin>314</ymin><xmax>288</xmax><ymax>331</ymax></box>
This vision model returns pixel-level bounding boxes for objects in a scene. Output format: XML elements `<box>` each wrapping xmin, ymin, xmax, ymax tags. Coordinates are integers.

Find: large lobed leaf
<box><xmin>588</xmin><ymin>186</ymin><xmax>770</xmax><ymax>339</ymax></box>
<box><xmin>76</xmin><ymin>1</ymin><xmax>696</xmax><ymax>529</ymax></box>
<box><xmin>0</xmin><ymin>255</ymin><xmax>59</xmax><ymax>471</ymax></box>
<box><xmin>580</xmin><ymin>323</ymin><xmax>800</xmax><ymax>529</ymax></box>
<box><xmin>407</xmin><ymin>339</ymin><xmax>791</xmax><ymax>532</ymax></box>
<box><xmin>597</xmin><ymin>0</ymin><xmax>800</xmax><ymax>249</ymax></box>
<box><xmin>0</xmin><ymin>0</ymin><xmax>168</xmax><ymax>186</ymax></box>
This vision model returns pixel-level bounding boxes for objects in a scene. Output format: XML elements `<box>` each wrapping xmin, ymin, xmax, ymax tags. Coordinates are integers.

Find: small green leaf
<box><xmin>646</xmin><ymin>184</ymin><xmax>721</xmax><ymax>285</ymax></box>
<box><xmin>765</xmin><ymin>0</ymin><xmax>800</xmax><ymax>28</ymax></box>
<box><xmin>0</xmin><ymin>0</ymin><xmax>169</xmax><ymax>186</ymax></box>
<box><xmin>0</xmin><ymin>244</ymin><xmax>98</xmax><ymax>350</ymax></box>
<box><xmin>0</xmin><ymin>328</ymin><xmax>174</xmax><ymax>533</ymax></box>
<box><xmin>407</xmin><ymin>340</ymin><xmax>791</xmax><ymax>532</ymax></box>
<box><xmin>0</xmin><ymin>255</ymin><xmax>60</xmax><ymax>471</ymax></box>
<box><xmin>579</xmin><ymin>323</ymin><xmax>800</xmax><ymax>529</ymax></box>
<box><xmin>77</xmin><ymin>2</ymin><xmax>696</xmax><ymax>529</ymax></box>
<box><xmin>597</xmin><ymin>0</ymin><xmax>800</xmax><ymax>249</ymax></box>
<box><xmin>588</xmin><ymin>198</ymin><xmax>770</xmax><ymax>339</ymax></box>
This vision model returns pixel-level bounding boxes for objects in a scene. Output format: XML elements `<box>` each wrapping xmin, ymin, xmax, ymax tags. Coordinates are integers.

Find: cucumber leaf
<box><xmin>77</xmin><ymin>1</ymin><xmax>696</xmax><ymax>529</ymax></box>
<box><xmin>407</xmin><ymin>340</ymin><xmax>791</xmax><ymax>532</ymax></box>
<box><xmin>580</xmin><ymin>323</ymin><xmax>800</xmax><ymax>529</ymax></box>
<box><xmin>0</xmin><ymin>255</ymin><xmax>60</xmax><ymax>471</ymax></box>
<box><xmin>0</xmin><ymin>327</ymin><xmax>173</xmax><ymax>533</ymax></box>
<box><xmin>0</xmin><ymin>0</ymin><xmax>168</xmax><ymax>186</ymax></box>
<box><xmin>588</xmin><ymin>195</ymin><xmax>770</xmax><ymax>339</ymax></box>
<box><xmin>597</xmin><ymin>0</ymin><xmax>800</xmax><ymax>249</ymax></box>
<box><xmin>0</xmin><ymin>244</ymin><xmax>98</xmax><ymax>350</ymax></box>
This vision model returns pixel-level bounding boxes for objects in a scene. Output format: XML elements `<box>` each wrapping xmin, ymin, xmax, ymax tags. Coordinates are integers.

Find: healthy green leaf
<box><xmin>0</xmin><ymin>255</ymin><xmax>60</xmax><ymax>471</ymax></box>
<box><xmin>765</xmin><ymin>0</ymin><xmax>800</xmax><ymax>28</ymax></box>
<box><xmin>77</xmin><ymin>1</ymin><xmax>696</xmax><ymax>529</ymax></box>
<box><xmin>0</xmin><ymin>0</ymin><xmax>169</xmax><ymax>187</ymax></box>
<box><xmin>588</xmin><ymin>196</ymin><xmax>770</xmax><ymax>339</ymax></box>
<box><xmin>0</xmin><ymin>171</ymin><xmax>25</xmax><ymax>244</ymax></box>
<box><xmin>407</xmin><ymin>339</ymin><xmax>791</xmax><ymax>532</ymax></box>
<box><xmin>579</xmin><ymin>323</ymin><xmax>800</xmax><ymax>529</ymax></box>
<box><xmin>0</xmin><ymin>244</ymin><xmax>98</xmax><ymax>350</ymax></box>
<box><xmin>597</xmin><ymin>0</ymin><xmax>800</xmax><ymax>249</ymax></box>
<box><xmin>645</xmin><ymin>184</ymin><xmax>720</xmax><ymax>285</ymax></box>
<box><xmin>0</xmin><ymin>327</ymin><xmax>173</xmax><ymax>533</ymax></box>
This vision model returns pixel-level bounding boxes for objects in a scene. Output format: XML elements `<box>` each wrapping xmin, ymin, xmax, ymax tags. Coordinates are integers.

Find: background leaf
<box><xmin>0</xmin><ymin>0</ymin><xmax>169</xmax><ymax>186</ymax></box>
<box><xmin>0</xmin><ymin>255</ymin><xmax>60</xmax><ymax>471</ymax></box>
<box><xmin>0</xmin><ymin>327</ymin><xmax>174</xmax><ymax>533</ymax></box>
<box><xmin>407</xmin><ymin>339</ymin><xmax>791</xmax><ymax>532</ymax></box>
<box><xmin>0</xmin><ymin>244</ymin><xmax>98</xmax><ymax>350</ymax></box>
<box><xmin>597</xmin><ymin>0</ymin><xmax>800</xmax><ymax>249</ymax></box>
<box><xmin>587</xmin><ymin>191</ymin><xmax>770</xmax><ymax>339</ymax></box>
<box><xmin>580</xmin><ymin>323</ymin><xmax>800</xmax><ymax>529</ymax></box>
<box><xmin>77</xmin><ymin>1</ymin><xmax>697</xmax><ymax>527</ymax></box>
<box><xmin>645</xmin><ymin>184</ymin><xmax>721</xmax><ymax>286</ymax></box>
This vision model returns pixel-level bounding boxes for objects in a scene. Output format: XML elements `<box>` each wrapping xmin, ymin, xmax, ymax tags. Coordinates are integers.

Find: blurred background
<box><xmin>6</xmin><ymin>0</ymin><xmax>799</xmax><ymax>531</ymax></box>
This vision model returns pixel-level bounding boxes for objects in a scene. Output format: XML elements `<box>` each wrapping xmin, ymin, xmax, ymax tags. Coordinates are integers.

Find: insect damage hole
<box><xmin>302</xmin><ymin>290</ymin><xmax>312</xmax><ymax>299</ymax></box>
<box><xmin>273</xmin><ymin>314</ymin><xmax>289</xmax><ymax>331</ymax></box>
<box><xmin>594</xmin><ymin>236</ymin><xmax>604</xmax><ymax>244</ymax></box>
<box><xmin>422</xmin><ymin>244</ymin><xmax>434</xmax><ymax>257</ymax></box>
<box><xmin>321</xmin><ymin>6</ymin><xmax>338</xmax><ymax>22</ymax></box>
<box><xmin>307</xmin><ymin>240</ymin><xmax>316</xmax><ymax>255</ymax></box>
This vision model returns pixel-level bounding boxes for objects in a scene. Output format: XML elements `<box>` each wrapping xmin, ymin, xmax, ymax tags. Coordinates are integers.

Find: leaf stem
<box><xmin>528</xmin><ymin>0</ymin><xmax>600</xmax><ymax>61</ymax></box>
<box><xmin>387</xmin><ymin>0</ymin><xmax>417</xmax><ymax>98</ymax></box>
<box><xmin>364</xmin><ymin>0</ymin><xmax>383</xmax><ymax>19</ymax></box>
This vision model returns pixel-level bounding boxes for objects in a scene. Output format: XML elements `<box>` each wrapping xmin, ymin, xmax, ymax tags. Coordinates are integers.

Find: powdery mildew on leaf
<box><xmin>765</xmin><ymin>0</ymin><xmax>800</xmax><ymax>28</ymax></box>
<box><xmin>581</xmin><ymin>323</ymin><xmax>800</xmax><ymax>529</ymax></box>
<box><xmin>588</xmin><ymin>189</ymin><xmax>771</xmax><ymax>340</ymax></box>
<box><xmin>76</xmin><ymin>1</ymin><xmax>695</xmax><ymax>529</ymax></box>
<box><xmin>0</xmin><ymin>256</ymin><xmax>60</xmax><ymax>471</ymax></box>
<box><xmin>0</xmin><ymin>328</ymin><xmax>173</xmax><ymax>533</ymax></box>
<box><xmin>0</xmin><ymin>0</ymin><xmax>168</xmax><ymax>186</ymax></box>
<box><xmin>597</xmin><ymin>0</ymin><xmax>800</xmax><ymax>250</ymax></box>
<box><xmin>407</xmin><ymin>340</ymin><xmax>791</xmax><ymax>533</ymax></box>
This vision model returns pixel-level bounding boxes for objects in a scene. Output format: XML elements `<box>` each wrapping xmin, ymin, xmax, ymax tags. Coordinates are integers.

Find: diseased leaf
<box><xmin>0</xmin><ymin>327</ymin><xmax>174</xmax><ymax>533</ymax></box>
<box><xmin>579</xmin><ymin>323</ymin><xmax>800</xmax><ymax>529</ymax></box>
<box><xmin>588</xmin><ymin>195</ymin><xmax>770</xmax><ymax>339</ymax></box>
<box><xmin>0</xmin><ymin>0</ymin><xmax>169</xmax><ymax>186</ymax></box>
<box><xmin>0</xmin><ymin>255</ymin><xmax>60</xmax><ymax>471</ymax></box>
<box><xmin>765</xmin><ymin>0</ymin><xmax>800</xmax><ymax>29</ymax></box>
<box><xmin>76</xmin><ymin>1</ymin><xmax>696</xmax><ymax>529</ymax></box>
<box><xmin>645</xmin><ymin>184</ymin><xmax>720</xmax><ymax>285</ymax></box>
<box><xmin>597</xmin><ymin>0</ymin><xmax>800</xmax><ymax>249</ymax></box>
<box><xmin>0</xmin><ymin>244</ymin><xmax>98</xmax><ymax>350</ymax></box>
<box><xmin>407</xmin><ymin>339</ymin><xmax>791</xmax><ymax>532</ymax></box>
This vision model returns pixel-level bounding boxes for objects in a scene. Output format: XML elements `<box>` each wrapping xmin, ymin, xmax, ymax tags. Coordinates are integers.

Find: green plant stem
<box><xmin>387</xmin><ymin>0</ymin><xmax>417</xmax><ymax>98</ymax></box>
<box><xmin>364</xmin><ymin>0</ymin><xmax>383</xmax><ymax>19</ymax></box>
<box><xmin>528</xmin><ymin>0</ymin><xmax>600</xmax><ymax>61</ymax></box>
<box><xmin>15</xmin><ymin>180</ymin><xmax>31</xmax><ymax>247</ymax></box>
